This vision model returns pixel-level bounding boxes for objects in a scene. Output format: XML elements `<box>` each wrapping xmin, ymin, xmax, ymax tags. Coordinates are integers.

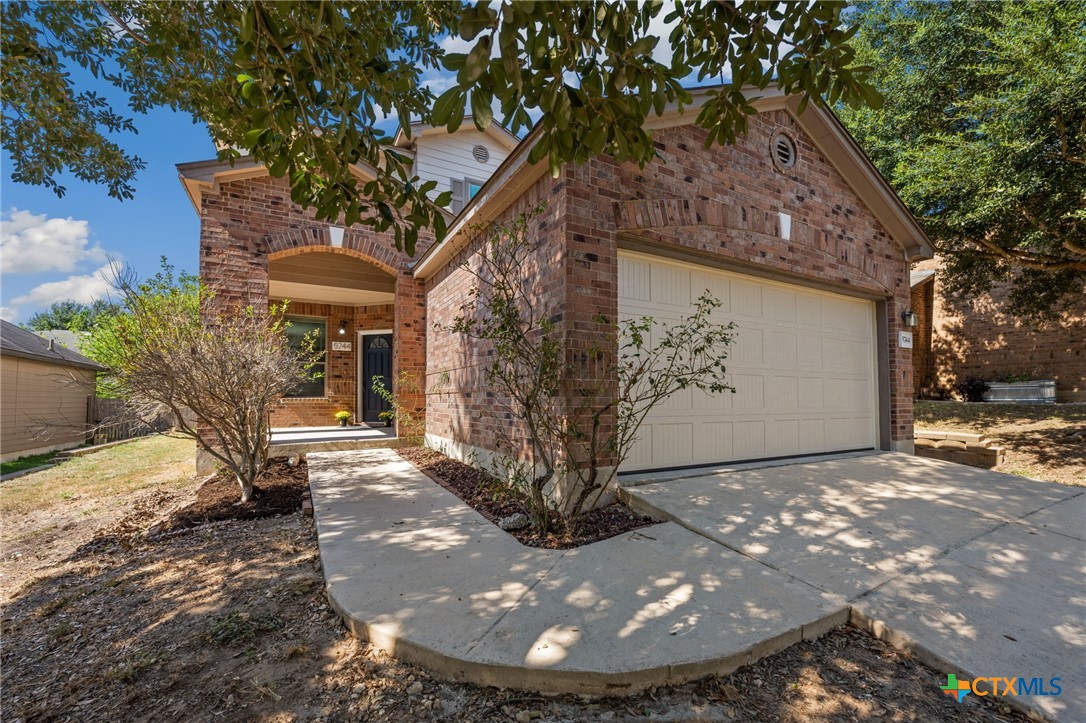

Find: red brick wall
<box><xmin>424</xmin><ymin>173</ymin><xmax>568</xmax><ymax>459</ymax></box>
<box><xmin>198</xmin><ymin>174</ymin><xmax>431</xmax><ymax>430</ymax></box>
<box><xmin>911</xmin><ymin>279</ymin><xmax>935</xmax><ymax>395</ymax></box>
<box><xmin>424</xmin><ymin>110</ymin><xmax>916</xmax><ymax>460</ymax></box>
<box><xmin>915</xmin><ymin>259</ymin><xmax>1086</xmax><ymax>400</ymax></box>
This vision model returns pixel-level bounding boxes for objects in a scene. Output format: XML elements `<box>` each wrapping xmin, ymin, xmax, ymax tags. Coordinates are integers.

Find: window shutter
<box><xmin>451</xmin><ymin>178</ymin><xmax>466</xmax><ymax>213</ymax></box>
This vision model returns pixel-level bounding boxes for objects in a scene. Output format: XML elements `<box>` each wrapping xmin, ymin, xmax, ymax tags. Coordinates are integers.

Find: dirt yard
<box><xmin>2</xmin><ymin>436</ymin><xmax>1027</xmax><ymax>722</ymax></box>
<box><xmin>915</xmin><ymin>401</ymin><xmax>1086</xmax><ymax>486</ymax></box>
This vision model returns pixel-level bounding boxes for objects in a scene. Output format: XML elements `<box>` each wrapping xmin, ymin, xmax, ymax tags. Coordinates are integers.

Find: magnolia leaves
<box><xmin>436</xmin><ymin>1</ymin><xmax>877</xmax><ymax>176</ymax></box>
<box><xmin>3</xmin><ymin>1</ymin><xmax>878</xmax><ymax>258</ymax></box>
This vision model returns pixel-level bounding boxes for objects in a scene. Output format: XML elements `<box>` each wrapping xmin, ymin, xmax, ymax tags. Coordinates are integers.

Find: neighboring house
<box><xmin>180</xmin><ymin>86</ymin><xmax>933</xmax><ymax>475</ymax></box>
<box><xmin>0</xmin><ymin>320</ymin><xmax>105</xmax><ymax>461</ymax></box>
<box><xmin>910</xmin><ymin>260</ymin><xmax>1086</xmax><ymax>402</ymax></box>
<box><xmin>34</xmin><ymin>329</ymin><xmax>91</xmax><ymax>353</ymax></box>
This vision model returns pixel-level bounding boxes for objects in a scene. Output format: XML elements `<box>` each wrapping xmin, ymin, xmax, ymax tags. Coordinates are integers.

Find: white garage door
<box><xmin>619</xmin><ymin>251</ymin><xmax>878</xmax><ymax>472</ymax></box>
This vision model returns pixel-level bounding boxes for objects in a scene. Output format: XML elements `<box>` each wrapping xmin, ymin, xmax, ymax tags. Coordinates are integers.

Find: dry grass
<box><xmin>0</xmin><ymin>435</ymin><xmax>195</xmax><ymax>518</ymax></box>
<box><xmin>915</xmin><ymin>401</ymin><xmax>1086</xmax><ymax>485</ymax></box>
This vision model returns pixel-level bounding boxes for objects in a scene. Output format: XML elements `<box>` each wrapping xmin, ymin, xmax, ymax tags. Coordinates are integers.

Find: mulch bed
<box><xmin>397</xmin><ymin>446</ymin><xmax>657</xmax><ymax>549</ymax></box>
<box><xmin>162</xmin><ymin>456</ymin><xmax>309</xmax><ymax>533</ymax></box>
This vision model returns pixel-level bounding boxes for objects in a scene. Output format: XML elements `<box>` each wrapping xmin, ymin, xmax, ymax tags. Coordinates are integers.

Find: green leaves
<box><xmin>838</xmin><ymin>0</ymin><xmax>1086</xmax><ymax>318</ymax></box>
<box><xmin>3</xmin><ymin>0</ymin><xmax>880</xmax><ymax>258</ymax></box>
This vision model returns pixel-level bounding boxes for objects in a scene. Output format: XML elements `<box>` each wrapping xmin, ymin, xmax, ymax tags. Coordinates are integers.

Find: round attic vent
<box><xmin>772</xmin><ymin>133</ymin><xmax>797</xmax><ymax>170</ymax></box>
<box><xmin>472</xmin><ymin>144</ymin><xmax>490</xmax><ymax>163</ymax></box>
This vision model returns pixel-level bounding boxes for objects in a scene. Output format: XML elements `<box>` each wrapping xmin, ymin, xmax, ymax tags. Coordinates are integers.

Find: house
<box><xmin>0</xmin><ymin>320</ymin><xmax>105</xmax><ymax>461</ymax></box>
<box><xmin>34</xmin><ymin>329</ymin><xmax>90</xmax><ymax>353</ymax></box>
<box><xmin>910</xmin><ymin>260</ymin><xmax>1086</xmax><ymax>402</ymax></box>
<box><xmin>180</xmin><ymin>86</ymin><xmax>933</xmax><ymax>475</ymax></box>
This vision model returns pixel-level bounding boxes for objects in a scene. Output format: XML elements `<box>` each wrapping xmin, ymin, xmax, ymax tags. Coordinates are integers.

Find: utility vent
<box><xmin>472</xmin><ymin>144</ymin><xmax>490</xmax><ymax>163</ymax></box>
<box><xmin>772</xmin><ymin>133</ymin><xmax>797</xmax><ymax>170</ymax></box>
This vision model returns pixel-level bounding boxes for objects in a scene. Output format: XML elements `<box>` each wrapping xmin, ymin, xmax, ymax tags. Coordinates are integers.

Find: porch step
<box><xmin>269</xmin><ymin>437</ymin><xmax>409</xmax><ymax>458</ymax></box>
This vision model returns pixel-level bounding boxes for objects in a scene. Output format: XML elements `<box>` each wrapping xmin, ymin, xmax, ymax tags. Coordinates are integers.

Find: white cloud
<box><xmin>0</xmin><ymin>208</ymin><xmax>107</xmax><ymax>274</ymax></box>
<box><xmin>10</xmin><ymin>264</ymin><xmax>114</xmax><ymax>310</ymax></box>
<box><xmin>0</xmin><ymin>306</ymin><xmax>16</xmax><ymax>322</ymax></box>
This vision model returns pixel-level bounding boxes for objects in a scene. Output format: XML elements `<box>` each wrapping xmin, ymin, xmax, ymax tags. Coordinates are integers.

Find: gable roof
<box><xmin>392</xmin><ymin>118</ymin><xmax>521</xmax><ymax>152</ymax></box>
<box><xmin>176</xmin><ymin>155</ymin><xmax>386</xmax><ymax>215</ymax></box>
<box><xmin>177</xmin><ymin>120</ymin><xmax>518</xmax><ymax>214</ymax></box>
<box><xmin>0</xmin><ymin>320</ymin><xmax>106</xmax><ymax>371</ymax></box>
<box><xmin>910</xmin><ymin>269</ymin><xmax>936</xmax><ymax>288</ymax></box>
<box><xmin>412</xmin><ymin>85</ymin><xmax>935</xmax><ymax>279</ymax></box>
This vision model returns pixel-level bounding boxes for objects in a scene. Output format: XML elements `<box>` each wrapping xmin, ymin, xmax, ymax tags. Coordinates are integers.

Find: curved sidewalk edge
<box><xmin>307</xmin><ymin>448</ymin><xmax>848</xmax><ymax>696</ymax></box>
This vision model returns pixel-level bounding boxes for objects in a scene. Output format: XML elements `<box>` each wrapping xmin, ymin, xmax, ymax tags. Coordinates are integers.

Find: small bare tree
<box><xmin>447</xmin><ymin>206</ymin><xmax>736</xmax><ymax>534</ymax></box>
<box><xmin>85</xmin><ymin>260</ymin><xmax>320</xmax><ymax>502</ymax></box>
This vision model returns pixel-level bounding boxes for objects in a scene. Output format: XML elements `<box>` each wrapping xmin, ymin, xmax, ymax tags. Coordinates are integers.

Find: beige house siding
<box><xmin>1</xmin><ymin>355</ymin><xmax>95</xmax><ymax>461</ymax></box>
<box><xmin>414</xmin><ymin>128</ymin><xmax>511</xmax><ymax>198</ymax></box>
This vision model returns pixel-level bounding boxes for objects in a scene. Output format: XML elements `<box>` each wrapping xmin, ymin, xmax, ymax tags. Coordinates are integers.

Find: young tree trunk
<box><xmin>237</xmin><ymin>474</ymin><xmax>254</xmax><ymax>503</ymax></box>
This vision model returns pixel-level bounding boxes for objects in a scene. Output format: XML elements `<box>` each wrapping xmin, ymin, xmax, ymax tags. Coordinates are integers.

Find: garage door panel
<box><xmin>619</xmin><ymin>251</ymin><xmax>877</xmax><ymax>472</ymax></box>
<box><xmin>734</xmin><ymin>421</ymin><xmax>766</xmax><ymax>458</ymax></box>
<box><xmin>619</xmin><ymin>257</ymin><xmax>652</xmax><ymax>301</ymax></box>
<box><xmin>768</xmin><ymin>376</ymin><xmax>799</xmax><ymax>409</ymax></box>
<box><xmin>692</xmin><ymin>385</ymin><xmax>733</xmax><ymax>411</ymax></box>
<box><xmin>733</xmin><ymin>374</ymin><xmax>765</xmax><ymax>409</ymax></box>
<box><xmin>798</xmin><ymin>335</ymin><xmax>823</xmax><ymax>367</ymax></box>
<box><xmin>732</xmin><ymin>327</ymin><xmax>764</xmax><ymax>365</ymax></box>
<box><xmin>731</xmin><ymin>280</ymin><xmax>763</xmax><ymax>318</ymax></box>
<box><xmin>798</xmin><ymin>378</ymin><xmax>824</xmax><ymax>409</ymax></box>
<box><xmin>766</xmin><ymin>331</ymin><xmax>798</xmax><ymax>368</ymax></box>
<box><xmin>651</xmin><ymin>264</ymin><xmax>691</xmax><ymax>307</ymax></box>
<box><xmin>652</xmin><ymin>423</ymin><xmax>694</xmax><ymax>465</ymax></box>
<box><xmin>697</xmin><ymin>422</ymin><xmax>734</xmax><ymax>460</ymax></box>
<box><xmin>797</xmin><ymin>294</ymin><xmax>823</xmax><ymax>327</ymax></box>
<box><xmin>800</xmin><ymin>419</ymin><xmax>826</xmax><ymax>452</ymax></box>
<box><xmin>691</xmin><ymin>272</ymin><xmax>731</xmax><ymax>313</ymax></box>
<box><xmin>627</xmin><ymin>426</ymin><xmax>652</xmax><ymax>468</ymax></box>
<box><xmin>771</xmin><ymin>419</ymin><xmax>800</xmax><ymax>456</ymax></box>
<box><xmin>766</xmin><ymin>288</ymin><xmax>797</xmax><ymax>324</ymax></box>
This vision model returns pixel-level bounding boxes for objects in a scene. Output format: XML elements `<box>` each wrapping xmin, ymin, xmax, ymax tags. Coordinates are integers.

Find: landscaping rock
<box><xmin>497</xmin><ymin>513</ymin><xmax>529</xmax><ymax>531</ymax></box>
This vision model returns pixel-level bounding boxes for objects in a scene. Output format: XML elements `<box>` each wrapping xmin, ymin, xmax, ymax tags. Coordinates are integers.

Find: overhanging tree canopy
<box><xmin>838</xmin><ymin>0</ymin><xmax>1086</xmax><ymax>317</ymax></box>
<box><xmin>3</xmin><ymin>1</ymin><xmax>878</xmax><ymax>254</ymax></box>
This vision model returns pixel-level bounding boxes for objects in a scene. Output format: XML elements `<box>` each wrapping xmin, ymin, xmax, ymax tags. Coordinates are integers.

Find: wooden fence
<box><xmin>86</xmin><ymin>396</ymin><xmax>175</xmax><ymax>445</ymax></box>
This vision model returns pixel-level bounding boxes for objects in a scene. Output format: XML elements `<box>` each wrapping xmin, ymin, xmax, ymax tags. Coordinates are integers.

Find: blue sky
<box><xmin>0</xmin><ymin>105</ymin><xmax>213</xmax><ymax>324</ymax></box>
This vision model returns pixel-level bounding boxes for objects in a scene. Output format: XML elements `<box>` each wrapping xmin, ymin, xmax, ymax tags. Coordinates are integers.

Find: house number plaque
<box><xmin>331</xmin><ymin>341</ymin><xmax>352</xmax><ymax>352</ymax></box>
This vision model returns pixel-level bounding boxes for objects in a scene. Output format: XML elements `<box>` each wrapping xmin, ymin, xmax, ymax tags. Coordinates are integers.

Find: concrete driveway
<box><xmin>622</xmin><ymin>452</ymin><xmax>1086</xmax><ymax>721</ymax></box>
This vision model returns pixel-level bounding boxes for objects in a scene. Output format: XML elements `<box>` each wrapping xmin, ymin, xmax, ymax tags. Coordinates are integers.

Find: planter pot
<box><xmin>983</xmin><ymin>380</ymin><xmax>1056</xmax><ymax>404</ymax></box>
<box><xmin>338</xmin><ymin>420</ymin><xmax>348</xmax><ymax>427</ymax></box>
<box><xmin>384</xmin><ymin>419</ymin><xmax>393</xmax><ymax>428</ymax></box>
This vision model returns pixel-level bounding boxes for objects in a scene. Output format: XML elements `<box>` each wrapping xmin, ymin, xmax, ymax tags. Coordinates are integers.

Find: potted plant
<box><xmin>334</xmin><ymin>410</ymin><xmax>352</xmax><ymax>427</ymax></box>
<box><xmin>378</xmin><ymin>410</ymin><xmax>395</xmax><ymax>428</ymax></box>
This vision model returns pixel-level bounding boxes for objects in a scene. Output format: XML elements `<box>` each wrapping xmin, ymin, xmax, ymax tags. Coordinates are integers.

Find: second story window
<box><xmin>451</xmin><ymin>177</ymin><xmax>486</xmax><ymax>213</ymax></box>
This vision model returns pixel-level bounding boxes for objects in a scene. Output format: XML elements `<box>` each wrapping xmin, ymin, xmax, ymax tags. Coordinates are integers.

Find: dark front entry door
<box><xmin>362</xmin><ymin>334</ymin><xmax>393</xmax><ymax>424</ymax></box>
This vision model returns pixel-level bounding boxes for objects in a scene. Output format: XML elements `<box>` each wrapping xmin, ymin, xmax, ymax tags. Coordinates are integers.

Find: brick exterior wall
<box><xmin>425</xmin><ymin>173</ymin><xmax>568</xmax><ymax>460</ymax></box>
<box><xmin>424</xmin><ymin>110</ymin><xmax>916</xmax><ymax>461</ymax></box>
<box><xmin>910</xmin><ymin>278</ymin><xmax>936</xmax><ymax>394</ymax></box>
<box><xmin>197</xmin><ymin>175</ymin><xmax>431</xmax><ymax>431</ymax></box>
<box><xmin>913</xmin><ymin>259</ymin><xmax>1086</xmax><ymax>401</ymax></box>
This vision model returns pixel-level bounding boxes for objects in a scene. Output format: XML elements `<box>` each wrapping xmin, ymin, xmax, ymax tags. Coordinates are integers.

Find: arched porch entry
<box><xmin>265</xmin><ymin>239</ymin><xmax>425</xmax><ymax>432</ymax></box>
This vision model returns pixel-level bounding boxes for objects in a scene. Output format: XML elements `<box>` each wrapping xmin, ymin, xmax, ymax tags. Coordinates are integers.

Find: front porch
<box><xmin>266</xmin><ymin>248</ymin><xmax>416</xmax><ymax>431</ymax></box>
<box><xmin>269</xmin><ymin>424</ymin><xmax>402</xmax><ymax>458</ymax></box>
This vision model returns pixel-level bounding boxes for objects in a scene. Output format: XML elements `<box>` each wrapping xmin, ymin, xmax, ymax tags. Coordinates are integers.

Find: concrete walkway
<box><xmin>307</xmin><ymin>449</ymin><xmax>847</xmax><ymax>695</ymax></box>
<box><xmin>623</xmin><ymin>453</ymin><xmax>1085</xmax><ymax>721</ymax></box>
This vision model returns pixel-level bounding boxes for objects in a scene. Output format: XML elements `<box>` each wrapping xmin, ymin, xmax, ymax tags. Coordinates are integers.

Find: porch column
<box><xmin>393</xmin><ymin>271</ymin><xmax>427</xmax><ymax>427</ymax></box>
